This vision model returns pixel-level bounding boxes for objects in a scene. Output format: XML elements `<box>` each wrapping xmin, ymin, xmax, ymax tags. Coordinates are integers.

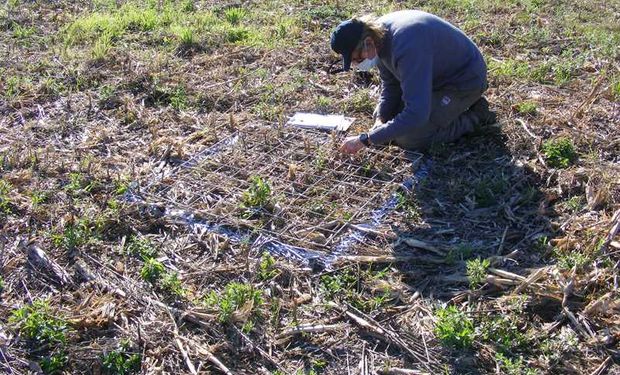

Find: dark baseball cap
<box><xmin>330</xmin><ymin>19</ymin><xmax>364</xmax><ymax>71</ymax></box>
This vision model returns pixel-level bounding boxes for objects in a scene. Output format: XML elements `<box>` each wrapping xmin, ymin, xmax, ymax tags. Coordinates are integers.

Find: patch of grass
<box><xmin>0</xmin><ymin>179</ymin><xmax>13</xmax><ymax>214</ymax></box>
<box><xmin>66</xmin><ymin>172</ymin><xmax>94</xmax><ymax>195</ymax></box>
<box><xmin>40</xmin><ymin>352</ymin><xmax>69</xmax><ymax>374</ymax></box>
<box><xmin>9</xmin><ymin>299</ymin><xmax>68</xmax><ymax>346</ymax></box>
<box><xmin>611</xmin><ymin>77</ymin><xmax>620</xmax><ymax>100</ymax></box>
<box><xmin>225</xmin><ymin>26</ymin><xmax>250</xmax><ymax>43</ymax></box>
<box><xmin>30</xmin><ymin>190</ymin><xmax>49</xmax><ymax>207</ymax></box>
<box><xmin>52</xmin><ymin>220</ymin><xmax>92</xmax><ymax>251</ymax></box>
<box><xmin>565</xmin><ymin>195</ymin><xmax>584</xmax><ymax>212</ymax></box>
<box><xmin>102</xmin><ymin>339</ymin><xmax>141</xmax><ymax>375</ymax></box>
<box><xmin>12</xmin><ymin>23</ymin><xmax>35</xmax><ymax>40</ymax></box>
<box><xmin>542</xmin><ymin>138</ymin><xmax>577</xmax><ymax>168</ymax></box>
<box><xmin>344</xmin><ymin>89</ymin><xmax>374</xmax><ymax>115</ymax></box>
<box><xmin>204</xmin><ymin>282</ymin><xmax>263</xmax><ymax>323</ymax></box>
<box><xmin>553</xmin><ymin>248</ymin><xmax>591</xmax><ymax>271</ymax></box>
<box><xmin>320</xmin><ymin>270</ymin><xmax>358</xmax><ymax>300</ymax></box>
<box><xmin>434</xmin><ymin>305</ymin><xmax>474</xmax><ymax>349</ymax></box>
<box><xmin>515</xmin><ymin>101</ymin><xmax>537</xmax><ymax>115</ymax></box>
<box><xmin>140</xmin><ymin>258</ymin><xmax>165</xmax><ymax>283</ymax></box>
<box><xmin>258</xmin><ymin>252</ymin><xmax>279</xmax><ymax>281</ymax></box>
<box><xmin>472</xmin><ymin>176</ymin><xmax>508</xmax><ymax>208</ymax></box>
<box><xmin>160</xmin><ymin>272</ymin><xmax>187</xmax><ymax>297</ymax></box>
<box><xmin>169</xmin><ymin>85</ymin><xmax>188</xmax><ymax>110</ymax></box>
<box><xmin>0</xmin><ymin>276</ymin><xmax>4</xmax><ymax>292</ymax></box>
<box><xmin>224</xmin><ymin>7</ymin><xmax>247</xmax><ymax>25</ymax></box>
<box><xmin>125</xmin><ymin>236</ymin><xmax>157</xmax><ymax>260</ymax></box>
<box><xmin>495</xmin><ymin>353</ymin><xmax>539</xmax><ymax>375</ymax></box>
<box><xmin>395</xmin><ymin>190</ymin><xmax>420</xmax><ymax>220</ymax></box>
<box><xmin>480</xmin><ymin>315</ymin><xmax>528</xmax><ymax>354</ymax></box>
<box><xmin>91</xmin><ymin>33</ymin><xmax>113</xmax><ymax>61</ymax></box>
<box><xmin>445</xmin><ymin>243</ymin><xmax>475</xmax><ymax>265</ymax></box>
<box><xmin>466</xmin><ymin>257</ymin><xmax>490</xmax><ymax>288</ymax></box>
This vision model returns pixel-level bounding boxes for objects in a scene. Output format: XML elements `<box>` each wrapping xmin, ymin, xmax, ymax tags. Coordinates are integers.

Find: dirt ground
<box><xmin>0</xmin><ymin>1</ymin><xmax>619</xmax><ymax>374</ymax></box>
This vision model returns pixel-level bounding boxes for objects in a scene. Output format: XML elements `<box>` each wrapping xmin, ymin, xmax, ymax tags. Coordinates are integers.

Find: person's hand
<box><xmin>340</xmin><ymin>136</ymin><xmax>365</xmax><ymax>155</ymax></box>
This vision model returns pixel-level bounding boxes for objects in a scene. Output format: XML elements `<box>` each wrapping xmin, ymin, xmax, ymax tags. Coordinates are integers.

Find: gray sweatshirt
<box><xmin>368</xmin><ymin>10</ymin><xmax>487</xmax><ymax>145</ymax></box>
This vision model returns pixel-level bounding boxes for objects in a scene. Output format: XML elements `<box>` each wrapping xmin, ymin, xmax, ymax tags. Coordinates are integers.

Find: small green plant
<box><xmin>9</xmin><ymin>300</ymin><xmax>68</xmax><ymax>346</ymax></box>
<box><xmin>395</xmin><ymin>190</ymin><xmax>420</xmax><ymax>220</ymax></box>
<box><xmin>445</xmin><ymin>243</ymin><xmax>475</xmax><ymax>265</ymax></box>
<box><xmin>495</xmin><ymin>353</ymin><xmax>539</xmax><ymax>375</ymax></box>
<box><xmin>169</xmin><ymin>85</ymin><xmax>188</xmax><ymax>110</ymax></box>
<box><xmin>565</xmin><ymin>196</ymin><xmax>584</xmax><ymax>212</ymax></box>
<box><xmin>30</xmin><ymin>190</ymin><xmax>49</xmax><ymax>207</ymax></box>
<box><xmin>241</xmin><ymin>176</ymin><xmax>272</xmax><ymax>213</ymax></box>
<box><xmin>161</xmin><ymin>272</ymin><xmax>187</xmax><ymax>297</ymax></box>
<box><xmin>320</xmin><ymin>270</ymin><xmax>357</xmax><ymax>299</ymax></box>
<box><xmin>52</xmin><ymin>220</ymin><xmax>91</xmax><ymax>251</ymax></box>
<box><xmin>140</xmin><ymin>258</ymin><xmax>165</xmax><ymax>283</ymax></box>
<box><xmin>612</xmin><ymin>78</ymin><xmax>620</xmax><ymax>100</ymax></box>
<box><xmin>224</xmin><ymin>7</ymin><xmax>247</xmax><ymax>25</ymax></box>
<box><xmin>40</xmin><ymin>351</ymin><xmax>68</xmax><ymax>374</ymax></box>
<box><xmin>91</xmin><ymin>33</ymin><xmax>113</xmax><ymax>61</ymax></box>
<box><xmin>515</xmin><ymin>101</ymin><xmax>537</xmax><ymax>115</ymax></box>
<box><xmin>479</xmin><ymin>315</ymin><xmax>528</xmax><ymax>354</ymax></box>
<box><xmin>345</xmin><ymin>89</ymin><xmax>374</xmax><ymax>114</ymax></box>
<box><xmin>102</xmin><ymin>339</ymin><xmax>141</xmax><ymax>374</ymax></box>
<box><xmin>258</xmin><ymin>252</ymin><xmax>279</xmax><ymax>281</ymax></box>
<box><xmin>176</xmin><ymin>27</ymin><xmax>195</xmax><ymax>48</ymax></box>
<box><xmin>12</xmin><ymin>23</ymin><xmax>36</xmax><ymax>40</ymax></box>
<box><xmin>125</xmin><ymin>236</ymin><xmax>157</xmax><ymax>260</ymax></box>
<box><xmin>0</xmin><ymin>276</ymin><xmax>4</xmax><ymax>292</ymax></box>
<box><xmin>542</xmin><ymin>138</ymin><xmax>577</xmax><ymax>168</ymax></box>
<box><xmin>181</xmin><ymin>0</ymin><xmax>195</xmax><ymax>12</ymax></box>
<box><xmin>553</xmin><ymin>248</ymin><xmax>590</xmax><ymax>271</ymax></box>
<box><xmin>0</xmin><ymin>179</ymin><xmax>12</xmax><ymax>214</ymax></box>
<box><xmin>205</xmin><ymin>282</ymin><xmax>263</xmax><ymax>323</ymax></box>
<box><xmin>434</xmin><ymin>305</ymin><xmax>474</xmax><ymax>349</ymax></box>
<box><xmin>225</xmin><ymin>26</ymin><xmax>250</xmax><ymax>43</ymax></box>
<box><xmin>466</xmin><ymin>257</ymin><xmax>490</xmax><ymax>288</ymax></box>
<box><xmin>66</xmin><ymin>172</ymin><xmax>93</xmax><ymax>195</ymax></box>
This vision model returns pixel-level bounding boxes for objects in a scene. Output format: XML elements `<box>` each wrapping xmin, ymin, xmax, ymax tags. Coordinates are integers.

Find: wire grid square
<box><xmin>142</xmin><ymin>126</ymin><xmax>420</xmax><ymax>250</ymax></box>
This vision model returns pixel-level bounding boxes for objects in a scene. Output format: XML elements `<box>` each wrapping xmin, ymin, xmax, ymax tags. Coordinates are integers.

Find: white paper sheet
<box><xmin>287</xmin><ymin>112</ymin><xmax>354</xmax><ymax>132</ymax></box>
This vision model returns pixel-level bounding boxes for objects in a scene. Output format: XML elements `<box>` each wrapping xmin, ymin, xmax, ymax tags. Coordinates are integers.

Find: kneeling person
<box><xmin>331</xmin><ymin>10</ymin><xmax>496</xmax><ymax>154</ymax></box>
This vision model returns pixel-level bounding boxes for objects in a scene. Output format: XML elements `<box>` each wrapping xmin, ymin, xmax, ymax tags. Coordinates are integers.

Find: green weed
<box><xmin>0</xmin><ymin>276</ymin><xmax>4</xmax><ymax>292</ymax></box>
<box><xmin>480</xmin><ymin>315</ymin><xmax>528</xmax><ymax>354</ymax></box>
<box><xmin>320</xmin><ymin>270</ymin><xmax>358</xmax><ymax>300</ymax></box>
<box><xmin>52</xmin><ymin>220</ymin><xmax>91</xmax><ymax>251</ymax></box>
<box><xmin>204</xmin><ymin>282</ymin><xmax>263</xmax><ymax>323</ymax></box>
<box><xmin>466</xmin><ymin>257</ymin><xmax>490</xmax><ymax>288</ymax></box>
<box><xmin>472</xmin><ymin>176</ymin><xmax>508</xmax><ymax>208</ymax></box>
<box><xmin>434</xmin><ymin>305</ymin><xmax>474</xmax><ymax>349</ymax></box>
<box><xmin>224</xmin><ymin>8</ymin><xmax>247</xmax><ymax>25</ymax></box>
<box><xmin>40</xmin><ymin>352</ymin><xmax>69</xmax><ymax>374</ymax></box>
<box><xmin>102</xmin><ymin>339</ymin><xmax>141</xmax><ymax>375</ymax></box>
<box><xmin>174</xmin><ymin>26</ymin><xmax>196</xmax><ymax>48</ymax></box>
<box><xmin>30</xmin><ymin>190</ymin><xmax>49</xmax><ymax>207</ymax></box>
<box><xmin>140</xmin><ymin>258</ymin><xmax>165</xmax><ymax>283</ymax></box>
<box><xmin>542</xmin><ymin>138</ymin><xmax>577</xmax><ymax>168</ymax></box>
<box><xmin>125</xmin><ymin>236</ymin><xmax>157</xmax><ymax>260</ymax></box>
<box><xmin>515</xmin><ymin>101</ymin><xmax>537</xmax><ymax>115</ymax></box>
<box><xmin>169</xmin><ymin>85</ymin><xmax>188</xmax><ymax>110</ymax></box>
<box><xmin>565</xmin><ymin>196</ymin><xmax>584</xmax><ymax>212</ymax></box>
<box><xmin>12</xmin><ymin>23</ymin><xmax>35</xmax><ymax>40</ymax></box>
<box><xmin>181</xmin><ymin>0</ymin><xmax>195</xmax><ymax>13</ymax></box>
<box><xmin>495</xmin><ymin>353</ymin><xmax>539</xmax><ymax>375</ymax></box>
<box><xmin>553</xmin><ymin>248</ymin><xmax>590</xmax><ymax>271</ymax></box>
<box><xmin>611</xmin><ymin>78</ymin><xmax>620</xmax><ymax>100</ymax></box>
<box><xmin>225</xmin><ymin>26</ymin><xmax>250</xmax><ymax>43</ymax></box>
<box><xmin>241</xmin><ymin>176</ymin><xmax>272</xmax><ymax>213</ymax></box>
<box><xmin>258</xmin><ymin>252</ymin><xmax>279</xmax><ymax>281</ymax></box>
<box><xmin>0</xmin><ymin>179</ymin><xmax>13</xmax><ymax>214</ymax></box>
<box><xmin>445</xmin><ymin>243</ymin><xmax>475</xmax><ymax>265</ymax></box>
<box><xmin>92</xmin><ymin>33</ymin><xmax>113</xmax><ymax>61</ymax></box>
<box><xmin>395</xmin><ymin>190</ymin><xmax>420</xmax><ymax>220</ymax></box>
<box><xmin>66</xmin><ymin>172</ymin><xmax>94</xmax><ymax>195</ymax></box>
<box><xmin>160</xmin><ymin>272</ymin><xmax>187</xmax><ymax>297</ymax></box>
<box><xmin>345</xmin><ymin>89</ymin><xmax>374</xmax><ymax>115</ymax></box>
<box><xmin>10</xmin><ymin>300</ymin><xmax>68</xmax><ymax>346</ymax></box>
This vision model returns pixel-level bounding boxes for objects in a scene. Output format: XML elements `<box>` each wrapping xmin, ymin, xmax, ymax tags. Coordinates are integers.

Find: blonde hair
<box><xmin>353</xmin><ymin>14</ymin><xmax>386</xmax><ymax>48</ymax></box>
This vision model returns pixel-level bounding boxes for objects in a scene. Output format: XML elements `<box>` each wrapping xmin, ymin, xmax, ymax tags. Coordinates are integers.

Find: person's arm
<box><xmin>374</xmin><ymin>65</ymin><xmax>402</xmax><ymax>123</ymax></box>
<box><xmin>368</xmin><ymin>40</ymin><xmax>433</xmax><ymax>145</ymax></box>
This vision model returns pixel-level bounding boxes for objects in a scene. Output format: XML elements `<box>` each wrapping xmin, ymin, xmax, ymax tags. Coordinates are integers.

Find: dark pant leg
<box><xmin>392</xmin><ymin>88</ymin><xmax>485</xmax><ymax>150</ymax></box>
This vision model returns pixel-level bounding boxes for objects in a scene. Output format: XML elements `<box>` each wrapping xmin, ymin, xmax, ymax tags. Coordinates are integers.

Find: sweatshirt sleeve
<box><xmin>375</xmin><ymin>64</ymin><xmax>402</xmax><ymax>122</ymax></box>
<box><xmin>369</xmin><ymin>39</ymin><xmax>433</xmax><ymax>145</ymax></box>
